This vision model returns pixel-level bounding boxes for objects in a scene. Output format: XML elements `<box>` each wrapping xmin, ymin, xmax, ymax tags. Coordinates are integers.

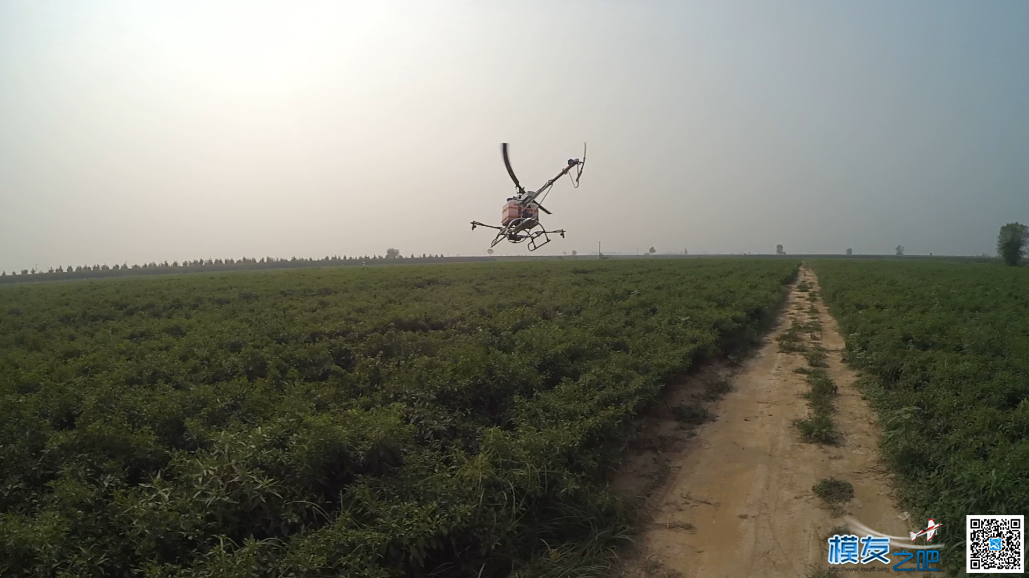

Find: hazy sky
<box><xmin>2</xmin><ymin>0</ymin><xmax>1027</xmax><ymax>271</ymax></box>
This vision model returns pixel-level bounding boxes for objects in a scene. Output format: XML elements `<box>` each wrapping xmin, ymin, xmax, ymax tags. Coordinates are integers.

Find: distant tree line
<box><xmin>0</xmin><ymin>252</ymin><xmax>459</xmax><ymax>284</ymax></box>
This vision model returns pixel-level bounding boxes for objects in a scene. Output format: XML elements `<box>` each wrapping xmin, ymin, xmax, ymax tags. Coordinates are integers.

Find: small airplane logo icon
<box><xmin>909</xmin><ymin>519</ymin><xmax>942</xmax><ymax>542</ymax></box>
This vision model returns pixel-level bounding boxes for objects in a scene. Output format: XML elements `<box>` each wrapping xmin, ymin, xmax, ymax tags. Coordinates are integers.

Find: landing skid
<box><xmin>471</xmin><ymin>221</ymin><xmax>566</xmax><ymax>252</ymax></box>
<box><xmin>525</xmin><ymin>227</ymin><xmax>565</xmax><ymax>251</ymax></box>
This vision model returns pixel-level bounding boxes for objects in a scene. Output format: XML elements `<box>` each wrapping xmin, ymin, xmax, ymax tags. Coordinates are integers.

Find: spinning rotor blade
<box><xmin>501</xmin><ymin>143</ymin><xmax>525</xmax><ymax>194</ymax></box>
<box><xmin>574</xmin><ymin>142</ymin><xmax>586</xmax><ymax>181</ymax></box>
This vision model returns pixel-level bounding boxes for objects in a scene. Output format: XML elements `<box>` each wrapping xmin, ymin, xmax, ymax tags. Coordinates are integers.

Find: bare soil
<box><xmin>612</xmin><ymin>266</ymin><xmax>924</xmax><ymax>578</ymax></box>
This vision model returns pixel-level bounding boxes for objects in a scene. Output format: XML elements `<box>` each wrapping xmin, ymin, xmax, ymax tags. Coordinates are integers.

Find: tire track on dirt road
<box><xmin>614</xmin><ymin>265</ymin><xmax>924</xmax><ymax>577</ymax></box>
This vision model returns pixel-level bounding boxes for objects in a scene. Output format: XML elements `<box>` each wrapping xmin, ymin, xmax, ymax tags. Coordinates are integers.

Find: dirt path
<box><xmin>614</xmin><ymin>265</ymin><xmax>920</xmax><ymax>577</ymax></box>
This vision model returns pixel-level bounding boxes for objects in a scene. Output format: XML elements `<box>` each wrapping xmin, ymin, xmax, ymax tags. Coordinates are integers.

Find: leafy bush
<box><xmin>795</xmin><ymin>414</ymin><xmax>841</xmax><ymax>445</ymax></box>
<box><xmin>813</xmin><ymin>478</ymin><xmax>854</xmax><ymax>504</ymax></box>
<box><xmin>777</xmin><ymin>324</ymin><xmax>807</xmax><ymax>353</ymax></box>
<box><xmin>804</xmin><ymin>371</ymin><xmax>838</xmax><ymax>416</ymax></box>
<box><xmin>804</xmin><ymin>345</ymin><xmax>829</xmax><ymax>368</ymax></box>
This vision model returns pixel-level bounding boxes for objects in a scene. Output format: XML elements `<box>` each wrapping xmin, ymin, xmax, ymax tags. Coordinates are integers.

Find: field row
<box><xmin>0</xmin><ymin>259</ymin><xmax>798</xmax><ymax>578</ymax></box>
<box><xmin>813</xmin><ymin>259</ymin><xmax>1029</xmax><ymax>576</ymax></box>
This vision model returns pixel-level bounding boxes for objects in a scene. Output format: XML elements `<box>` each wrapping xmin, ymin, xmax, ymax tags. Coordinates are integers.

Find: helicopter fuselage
<box><xmin>470</xmin><ymin>143</ymin><xmax>584</xmax><ymax>252</ymax></box>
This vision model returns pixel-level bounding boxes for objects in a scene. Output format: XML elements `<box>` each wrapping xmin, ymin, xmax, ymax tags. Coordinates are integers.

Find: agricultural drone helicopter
<box><xmin>471</xmin><ymin>142</ymin><xmax>586</xmax><ymax>251</ymax></box>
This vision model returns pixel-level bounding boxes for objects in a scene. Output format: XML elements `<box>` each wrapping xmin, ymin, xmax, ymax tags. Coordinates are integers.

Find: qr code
<box><xmin>967</xmin><ymin>515</ymin><xmax>1024</xmax><ymax>573</ymax></box>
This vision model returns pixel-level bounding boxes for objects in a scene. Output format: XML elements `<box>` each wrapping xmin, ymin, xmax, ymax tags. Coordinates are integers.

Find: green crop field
<box><xmin>814</xmin><ymin>259</ymin><xmax>1029</xmax><ymax>575</ymax></box>
<box><xmin>0</xmin><ymin>259</ymin><xmax>798</xmax><ymax>578</ymax></box>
